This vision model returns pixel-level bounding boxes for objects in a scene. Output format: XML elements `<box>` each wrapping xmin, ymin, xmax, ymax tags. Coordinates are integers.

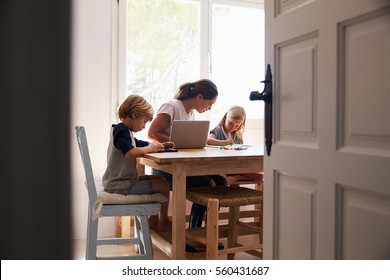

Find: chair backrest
<box><xmin>75</xmin><ymin>126</ymin><xmax>98</xmax><ymax>204</ymax></box>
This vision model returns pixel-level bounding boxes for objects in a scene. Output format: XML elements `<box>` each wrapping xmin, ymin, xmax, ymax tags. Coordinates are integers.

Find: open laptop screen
<box><xmin>169</xmin><ymin>120</ymin><xmax>210</xmax><ymax>149</ymax></box>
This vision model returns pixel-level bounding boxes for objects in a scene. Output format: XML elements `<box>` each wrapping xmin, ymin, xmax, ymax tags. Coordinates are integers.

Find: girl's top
<box><xmin>210</xmin><ymin>125</ymin><xmax>243</xmax><ymax>144</ymax></box>
<box><xmin>102</xmin><ymin>123</ymin><xmax>149</xmax><ymax>193</ymax></box>
<box><xmin>156</xmin><ymin>99</ymin><xmax>194</xmax><ymax>136</ymax></box>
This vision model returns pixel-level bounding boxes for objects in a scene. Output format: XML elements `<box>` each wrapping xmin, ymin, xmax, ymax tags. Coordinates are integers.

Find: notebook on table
<box><xmin>169</xmin><ymin>120</ymin><xmax>210</xmax><ymax>149</ymax></box>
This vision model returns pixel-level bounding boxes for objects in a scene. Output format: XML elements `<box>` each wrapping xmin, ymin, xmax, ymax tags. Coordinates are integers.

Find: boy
<box><xmin>102</xmin><ymin>94</ymin><xmax>174</xmax><ymax>232</ymax></box>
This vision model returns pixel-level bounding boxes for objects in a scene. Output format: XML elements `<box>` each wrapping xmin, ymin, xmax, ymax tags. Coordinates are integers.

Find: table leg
<box><xmin>171</xmin><ymin>162</ymin><xmax>186</xmax><ymax>259</ymax></box>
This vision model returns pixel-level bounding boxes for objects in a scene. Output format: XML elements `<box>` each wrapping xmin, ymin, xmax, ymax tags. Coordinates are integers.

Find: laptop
<box><xmin>169</xmin><ymin>120</ymin><xmax>210</xmax><ymax>149</ymax></box>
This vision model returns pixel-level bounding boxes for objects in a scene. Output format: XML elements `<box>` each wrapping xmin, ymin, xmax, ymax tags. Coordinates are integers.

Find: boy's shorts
<box><xmin>127</xmin><ymin>176</ymin><xmax>154</xmax><ymax>195</ymax></box>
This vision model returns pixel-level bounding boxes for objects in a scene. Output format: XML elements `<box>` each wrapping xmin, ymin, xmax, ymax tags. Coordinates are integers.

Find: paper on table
<box><xmin>206</xmin><ymin>144</ymin><xmax>251</xmax><ymax>150</ymax></box>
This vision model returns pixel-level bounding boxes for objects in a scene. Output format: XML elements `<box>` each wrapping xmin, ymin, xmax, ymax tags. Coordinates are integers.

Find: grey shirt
<box><xmin>102</xmin><ymin>124</ymin><xmax>148</xmax><ymax>193</ymax></box>
<box><xmin>210</xmin><ymin>125</ymin><xmax>243</xmax><ymax>144</ymax></box>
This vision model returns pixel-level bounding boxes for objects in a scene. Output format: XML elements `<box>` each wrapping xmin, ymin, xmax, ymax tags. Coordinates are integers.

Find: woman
<box><xmin>148</xmin><ymin>79</ymin><xmax>227</xmax><ymax>234</ymax></box>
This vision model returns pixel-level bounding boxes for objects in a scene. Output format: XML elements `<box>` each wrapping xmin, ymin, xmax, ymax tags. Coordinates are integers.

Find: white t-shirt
<box><xmin>156</xmin><ymin>99</ymin><xmax>194</xmax><ymax>136</ymax></box>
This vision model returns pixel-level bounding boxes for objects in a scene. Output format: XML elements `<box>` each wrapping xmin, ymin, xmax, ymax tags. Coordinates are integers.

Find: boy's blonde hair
<box><xmin>117</xmin><ymin>94</ymin><xmax>154</xmax><ymax>121</ymax></box>
<box><xmin>218</xmin><ymin>105</ymin><xmax>246</xmax><ymax>140</ymax></box>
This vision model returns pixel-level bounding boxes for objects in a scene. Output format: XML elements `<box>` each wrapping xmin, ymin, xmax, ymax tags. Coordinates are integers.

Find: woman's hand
<box><xmin>162</xmin><ymin>142</ymin><xmax>175</xmax><ymax>149</ymax></box>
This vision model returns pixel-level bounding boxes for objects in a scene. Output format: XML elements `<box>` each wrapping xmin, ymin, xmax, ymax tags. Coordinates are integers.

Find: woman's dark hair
<box><xmin>174</xmin><ymin>79</ymin><xmax>218</xmax><ymax>100</ymax></box>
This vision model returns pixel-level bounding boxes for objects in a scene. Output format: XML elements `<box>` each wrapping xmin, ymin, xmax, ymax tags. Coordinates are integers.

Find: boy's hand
<box><xmin>148</xmin><ymin>142</ymin><xmax>164</xmax><ymax>152</ymax></box>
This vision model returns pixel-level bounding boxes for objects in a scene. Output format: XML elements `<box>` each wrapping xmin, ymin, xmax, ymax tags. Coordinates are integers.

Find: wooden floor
<box><xmin>72</xmin><ymin>234</ymin><xmax>262</xmax><ymax>260</ymax></box>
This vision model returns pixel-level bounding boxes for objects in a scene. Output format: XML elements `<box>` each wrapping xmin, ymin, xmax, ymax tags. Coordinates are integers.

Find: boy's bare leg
<box><xmin>158</xmin><ymin>201</ymin><xmax>172</xmax><ymax>232</ymax></box>
<box><xmin>151</xmin><ymin>178</ymin><xmax>172</xmax><ymax>232</ymax></box>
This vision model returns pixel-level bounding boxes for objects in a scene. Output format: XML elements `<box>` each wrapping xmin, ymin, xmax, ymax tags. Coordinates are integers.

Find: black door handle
<box><xmin>249</xmin><ymin>64</ymin><xmax>273</xmax><ymax>156</ymax></box>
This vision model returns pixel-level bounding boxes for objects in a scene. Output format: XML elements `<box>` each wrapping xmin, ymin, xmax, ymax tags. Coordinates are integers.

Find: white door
<box><xmin>262</xmin><ymin>0</ymin><xmax>390</xmax><ymax>259</ymax></box>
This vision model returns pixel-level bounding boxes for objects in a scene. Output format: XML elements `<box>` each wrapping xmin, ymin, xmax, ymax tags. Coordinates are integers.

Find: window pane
<box><xmin>126</xmin><ymin>0</ymin><xmax>200</xmax><ymax>110</ymax></box>
<box><xmin>210</xmin><ymin>4</ymin><xmax>265</xmax><ymax>121</ymax></box>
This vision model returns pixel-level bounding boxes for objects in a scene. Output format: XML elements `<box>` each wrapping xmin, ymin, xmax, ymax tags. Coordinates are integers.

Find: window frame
<box><xmin>111</xmin><ymin>0</ymin><xmax>264</xmax><ymax>126</ymax></box>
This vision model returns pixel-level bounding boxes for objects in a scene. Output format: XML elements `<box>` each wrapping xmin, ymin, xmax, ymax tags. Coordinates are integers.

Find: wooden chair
<box><xmin>229</xmin><ymin>178</ymin><xmax>263</xmax><ymax>259</ymax></box>
<box><xmin>75</xmin><ymin>126</ymin><xmax>165</xmax><ymax>260</ymax></box>
<box><xmin>185</xmin><ymin>185</ymin><xmax>263</xmax><ymax>260</ymax></box>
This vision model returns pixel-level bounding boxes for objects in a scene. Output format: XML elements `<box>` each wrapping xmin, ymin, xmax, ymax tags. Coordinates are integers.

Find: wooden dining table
<box><xmin>138</xmin><ymin>146</ymin><xmax>264</xmax><ymax>260</ymax></box>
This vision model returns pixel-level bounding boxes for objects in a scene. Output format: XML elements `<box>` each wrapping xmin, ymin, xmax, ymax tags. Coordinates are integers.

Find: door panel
<box><xmin>336</xmin><ymin>186</ymin><xmax>390</xmax><ymax>259</ymax></box>
<box><xmin>338</xmin><ymin>9</ymin><xmax>390</xmax><ymax>155</ymax></box>
<box><xmin>276</xmin><ymin>173</ymin><xmax>317</xmax><ymax>259</ymax></box>
<box><xmin>277</xmin><ymin>32</ymin><xmax>318</xmax><ymax>146</ymax></box>
<box><xmin>264</xmin><ymin>0</ymin><xmax>390</xmax><ymax>259</ymax></box>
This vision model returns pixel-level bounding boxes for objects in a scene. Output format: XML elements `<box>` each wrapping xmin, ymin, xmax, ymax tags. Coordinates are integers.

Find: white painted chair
<box><xmin>75</xmin><ymin>126</ymin><xmax>165</xmax><ymax>260</ymax></box>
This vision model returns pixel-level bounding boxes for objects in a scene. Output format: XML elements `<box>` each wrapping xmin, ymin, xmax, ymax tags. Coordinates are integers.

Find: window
<box><xmin>125</xmin><ymin>0</ymin><xmax>201</xmax><ymax>108</ymax></box>
<box><xmin>209</xmin><ymin>2</ymin><xmax>264</xmax><ymax>120</ymax></box>
<box><xmin>113</xmin><ymin>0</ymin><xmax>264</xmax><ymax>142</ymax></box>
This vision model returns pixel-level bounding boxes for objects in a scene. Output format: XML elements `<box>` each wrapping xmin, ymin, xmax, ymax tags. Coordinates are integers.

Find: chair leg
<box><xmin>86</xmin><ymin>209</ymin><xmax>98</xmax><ymax>260</ymax></box>
<box><xmin>254</xmin><ymin>182</ymin><xmax>263</xmax><ymax>223</ymax></box>
<box><xmin>134</xmin><ymin>216</ymin><xmax>144</xmax><ymax>255</ymax></box>
<box><xmin>206</xmin><ymin>198</ymin><xmax>219</xmax><ymax>260</ymax></box>
<box><xmin>227</xmin><ymin>205</ymin><xmax>239</xmax><ymax>260</ymax></box>
<box><xmin>138</xmin><ymin>215</ymin><xmax>154</xmax><ymax>260</ymax></box>
<box><xmin>258</xmin><ymin>201</ymin><xmax>264</xmax><ymax>246</ymax></box>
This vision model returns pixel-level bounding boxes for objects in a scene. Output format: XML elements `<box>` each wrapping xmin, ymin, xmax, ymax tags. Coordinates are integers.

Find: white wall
<box><xmin>71</xmin><ymin>0</ymin><xmax>114</xmax><ymax>239</ymax></box>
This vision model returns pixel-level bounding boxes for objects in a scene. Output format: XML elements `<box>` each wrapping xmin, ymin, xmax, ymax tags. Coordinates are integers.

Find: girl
<box><xmin>208</xmin><ymin>105</ymin><xmax>263</xmax><ymax>185</ymax></box>
<box><xmin>102</xmin><ymin>94</ymin><xmax>175</xmax><ymax>232</ymax></box>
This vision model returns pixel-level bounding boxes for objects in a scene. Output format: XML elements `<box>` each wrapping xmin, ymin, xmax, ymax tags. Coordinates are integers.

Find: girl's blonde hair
<box><xmin>218</xmin><ymin>105</ymin><xmax>246</xmax><ymax>140</ymax></box>
<box><xmin>117</xmin><ymin>94</ymin><xmax>154</xmax><ymax>121</ymax></box>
